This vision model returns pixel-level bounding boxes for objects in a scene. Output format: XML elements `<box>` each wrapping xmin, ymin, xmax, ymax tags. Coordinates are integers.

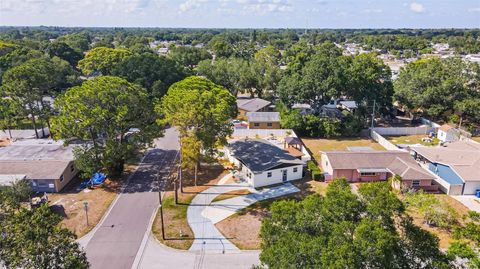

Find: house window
<box><xmin>267</xmin><ymin>123</ymin><xmax>273</xmax><ymax>127</ymax></box>
<box><xmin>293</xmin><ymin>167</ymin><xmax>298</xmax><ymax>173</ymax></box>
<box><xmin>254</xmin><ymin>123</ymin><xmax>260</xmax><ymax>127</ymax></box>
<box><xmin>59</xmin><ymin>175</ymin><xmax>64</xmax><ymax>182</ymax></box>
<box><xmin>326</xmin><ymin>161</ymin><xmax>329</xmax><ymax>166</ymax></box>
<box><xmin>267</xmin><ymin>172</ymin><xmax>272</xmax><ymax>177</ymax></box>
<box><xmin>70</xmin><ymin>164</ymin><xmax>75</xmax><ymax>172</ymax></box>
<box><xmin>412</xmin><ymin>180</ymin><xmax>420</xmax><ymax>187</ymax></box>
<box><xmin>360</xmin><ymin>172</ymin><xmax>376</xmax><ymax>176</ymax></box>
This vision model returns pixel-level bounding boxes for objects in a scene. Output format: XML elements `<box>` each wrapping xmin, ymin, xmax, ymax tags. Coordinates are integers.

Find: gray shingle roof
<box><xmin>246</xmin><ymin>112</ymin><xmax>280</xmax><ymax>123</ymax></box>
<box><xmin>228</xmin><ymin>139</ymin><xmax>303</xmax><ymax>173</ymax></box>
<box><xmin>236</xmin><ymin>98</ymin><xmax>271</xmax><ymax>112</ymax></box>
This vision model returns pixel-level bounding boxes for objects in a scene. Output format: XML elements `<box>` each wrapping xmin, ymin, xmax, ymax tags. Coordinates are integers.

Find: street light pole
<box><xmin>158</xmin><ymin>189</ymin><xmax>166</xmax><ymax>240</ymax></box>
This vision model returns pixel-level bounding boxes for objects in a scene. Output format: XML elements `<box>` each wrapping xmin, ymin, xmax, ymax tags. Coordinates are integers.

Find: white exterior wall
<box><xmin>463</xmin><ymin>182</ymin><xmax>480</xmax><ymax>195</ymax></box>
<box><xmin>320</xmin><ymin>154</ymin><xmax>334</xmax><ymax>179</ymax></box>
<box><xmin>252</xmin><ymin>164</ymin><xmax>303</xmax><ymax>188</ymax></box>
<box><xmin>437</xmin><ymin>130</ymin><xmax>457</xmax><ymax>142</ymax></box>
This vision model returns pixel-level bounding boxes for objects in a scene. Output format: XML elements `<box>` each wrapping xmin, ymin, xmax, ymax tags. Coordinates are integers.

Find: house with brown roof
<box><xmin>411</xmin><ymin>141</ymin><xmax>480</xmax><ymax>195</ymax></box>
<box><xmin>236</xmin><ymin>98</ymin><xmax>271</xmax><ymax>118</ymax></box>
<box><xmin>320</xmin><ymin>151</ymin><xmax>438</xmax><ymax>192</ymax></box>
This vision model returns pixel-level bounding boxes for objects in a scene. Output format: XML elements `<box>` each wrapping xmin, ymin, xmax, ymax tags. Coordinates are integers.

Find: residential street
<box><xmin>84</xmin><ymin>128</ymin><xmax>180</xmax><ymax>269</ymax></box>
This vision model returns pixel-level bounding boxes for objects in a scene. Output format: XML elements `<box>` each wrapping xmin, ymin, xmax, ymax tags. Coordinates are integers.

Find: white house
<box><xmin>225</xmin><ymin>138</ymin><xmax>304</xmax><ymax>188</ymax></box>
<box><xmin>437</xmin><ymin>124</ymin><xmax>459</xmax><ymax>142</ymax></box>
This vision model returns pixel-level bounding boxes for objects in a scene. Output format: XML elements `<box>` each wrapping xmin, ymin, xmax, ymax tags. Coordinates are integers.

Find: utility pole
<box><xmin>158</xmin><ymin>189</ymin><xmax>165</xmax><ymax>240</ymax></box>
<box><xmin>371</xmin><ymin>99</ymin><xmax>376</xmax><ymax>130</ymax></box>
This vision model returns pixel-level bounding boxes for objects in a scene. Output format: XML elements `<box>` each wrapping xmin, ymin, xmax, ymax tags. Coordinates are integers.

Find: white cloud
<box><xmin>409</xmin><ymin>2</ymin><xmax>425</xmax><ymax>13</ymax></box>
<box><xmin>468</xmin><ymin>7</ymin><xmax>480</xmax><ymax>12</ymax></box>
<box><xmin>235</xmin><ymin>0</ymin><xmax>293</xmax><ymax>15</ymax></box>
<box><xmin>0</xmin><ymin>0</ymin><xmax>156</xmax><ymax>14</ymax></box>
<box><xmin>179</xmin><ymin>0</ymin><xmax>208</xmax><ymax>13</ymax></box>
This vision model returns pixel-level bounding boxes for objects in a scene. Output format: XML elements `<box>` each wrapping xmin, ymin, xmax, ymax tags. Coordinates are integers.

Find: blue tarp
<box><xmin>80</xmin><ymin>172</ymin><xmax>107</xmax><ymax>189</ymax></box>
<box><xmin>429</xmin><ymin>163</ymin><xmax>464</xmax><ymax>185</ymax></box>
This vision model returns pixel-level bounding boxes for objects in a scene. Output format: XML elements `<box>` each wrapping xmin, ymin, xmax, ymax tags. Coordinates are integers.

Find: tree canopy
<box><xmin>77</xmin><ymin>47</ymin><xmax>132</xmax><ymax>75</ymax></box>
<box><xmin>157</xmin><ymin>76</ymin><xmax>236</xmax><ymax>182</ymax></box>
<box><xmin>259</xmin><ymin>179</ymin><xmax>449</xmax><ymax>268</ymax></box>
<box><xmin>52</xmin><ymin>76</ymin><xmax>158</xmax><ymax>177</ymax></box>
<box><xmin>394</xmin><ymin>57</ymin><xmax>480</xmax><ymax>123</ymax></box>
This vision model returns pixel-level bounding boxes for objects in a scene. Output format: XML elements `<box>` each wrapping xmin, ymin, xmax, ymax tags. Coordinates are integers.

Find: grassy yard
<box><xmin>152</xmin><ymin>163</ymin><xmax>228</xmax><ymax>250</ymax></box>
<box><xmin>302</xmin><ymin>137</ymin><xmax>385</xmax><ymax>162</ymax></box>
<box><xmin>215</xmin><ymin>178</ymin><xmax>328</xmax><ymax>250</ymax></box>
<box><xmin>385</xmin><ymin>135</ymin><xmax>439</xmax><ymax>146</ymax></box>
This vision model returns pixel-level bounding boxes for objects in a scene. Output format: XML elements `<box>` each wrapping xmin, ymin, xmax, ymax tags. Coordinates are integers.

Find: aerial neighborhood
<box><xmin>1</xmin><ymin>5</ymin><xmax>480</xmax><ymax>269</ymax></box>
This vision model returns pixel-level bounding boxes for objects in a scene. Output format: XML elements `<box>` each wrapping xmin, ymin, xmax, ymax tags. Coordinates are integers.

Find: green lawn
<box><xmin>385</xmin><ymin>135</ymin><xmax>439</xmax><ymax>146</ymax></box>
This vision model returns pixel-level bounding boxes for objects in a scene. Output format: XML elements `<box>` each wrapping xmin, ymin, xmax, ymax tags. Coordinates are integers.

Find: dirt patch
<box><xmin>48</xmin><ymin>178</ymin><xmax>122</xmax><ymax>237</ymax></box>
<box><xmin>211</xmin><ymin>189</ymin><xmax>252</xmax><ymax>203</ymax></box>
<box><xmin>47</xmin><ymin>155</ymin><xmax>141</xmax><ymax>237</ymax></box>
<box><xmin>0</xmin><ymin>138</ymin><xmax>11</xmax><ymax>147</ymax></box>
<box><xmin>216</xmin><ymin>210</ymin><xmax>264</xmax><ymax>250</ymax></box>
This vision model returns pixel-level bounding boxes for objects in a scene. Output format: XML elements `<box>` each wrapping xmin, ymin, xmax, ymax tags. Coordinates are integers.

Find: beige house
<box><xmin>236</xmin><ymin>98</ymin><xmax>271</xmax><ymax>118</ymax></box>
<box><xmin>246</xmin><ymin>112</ymin><xmax>281</xmax><ymax>129</ymax></box>
<box><xmin>321</xmin><ymin>151</ymin><xmax>438</xmax><ymax>192</ymax></box>
<box><xmin>0</xmin><ymin>140</ymin><xmax>77</xmax><ymax>192</ymax></box>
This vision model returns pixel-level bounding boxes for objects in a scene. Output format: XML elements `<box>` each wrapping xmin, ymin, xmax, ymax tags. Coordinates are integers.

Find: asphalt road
<box><xmin>85</xmin><ymin>128</ymin><xmax>180</xmax><ymax>269</ymax></box>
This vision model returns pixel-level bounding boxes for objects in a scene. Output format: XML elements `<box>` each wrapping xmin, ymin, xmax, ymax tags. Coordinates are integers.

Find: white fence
<box><xmin>232</xmin><ymin>129</ymin><xmax>293</xmax><ymax>138</ymax></box>
<box><xmin>370</xmin><ymin>130</ymin><xmax>406</xmax><ymax>151</ymax></box>
<box><xmin>372</xmin><ymin>126</ymin><xmax>436</xmax><ymax>136</ymax></box>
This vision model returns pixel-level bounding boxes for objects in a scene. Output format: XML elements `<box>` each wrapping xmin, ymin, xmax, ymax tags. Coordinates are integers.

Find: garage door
<box><xmin>463</xmin><ymin>182</ymin><xmax>480</xmax><ymax>195</ymax></box>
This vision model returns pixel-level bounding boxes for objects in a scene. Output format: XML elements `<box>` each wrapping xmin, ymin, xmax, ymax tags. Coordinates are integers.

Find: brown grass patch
<box><xmin>48</xmin><ymin>154</ymin><xmax>142</xmax><ymax>237</ymax></box>
<box><xmin>49</xmin><ymin>179</ymin><xmax>122</xmax><ymax>237</ymax></box>
<box><xmin>302</xmin><ymin>137</ymin><xmax>385</xmax><ymax>162</ymax></box>
<box><xmin>211</xmin><ymin>189</ymin><xmax>252</xmax><ymax>203</ymax></box>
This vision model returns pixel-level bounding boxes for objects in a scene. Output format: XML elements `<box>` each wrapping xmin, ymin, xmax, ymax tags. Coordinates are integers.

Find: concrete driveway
<box><xmin>83</xmin><ymin>128</ymin><xmax>180</xmax><ymax>269</ymax></box>
<box><xmin>187</xmin><ymin>178</ymin><xmax>300</xmax><ymax>252</ymax></box>
<box><xmin>452</xmin><ymin>195</ymin><xmax>480</xmax><ymax>213</ymax></box>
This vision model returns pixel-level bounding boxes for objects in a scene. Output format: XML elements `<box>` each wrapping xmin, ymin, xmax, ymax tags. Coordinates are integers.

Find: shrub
<box><xmin>307</xmin><ymin>160</ymin><xmax>324</xmax><ymax>181</ymax></box>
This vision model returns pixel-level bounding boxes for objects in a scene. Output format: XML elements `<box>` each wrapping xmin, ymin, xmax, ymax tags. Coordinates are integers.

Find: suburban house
<box><xmin>291</xmin><ymin>103</ymin><xmax>313</xmax><ymax>115</ymax></box>
<box><xmin>411</xmin><ymin>141</ymin><xmax>480</xmax><ymax>195</ymax></box>
<box><xmin>246</xmin><ymin>112</ymin><xmax>281</xmax><ymax>129</ymax></box>
<box><xmin>437</xmin><ymin>124</ymin><xmax>459</xmax><ymax>142</ymax></box>
<box><xmin>236</xmin><ymin>97</ymin><xmax>271</xmax><ymax>118</ymax></box>
<box><xmin>0</xmin><ymin>139</ymin><xmax>77</xmax><ymax>192</ymax></box>
<box><xmin>225</xmin><ymin>138</ymin><xmax>304</xmax><ymax>188</ymax></box>
<box><xmin>321</xmin><ymin>151</ymin><xmax>438</xmax><ymax>191</ymax></box>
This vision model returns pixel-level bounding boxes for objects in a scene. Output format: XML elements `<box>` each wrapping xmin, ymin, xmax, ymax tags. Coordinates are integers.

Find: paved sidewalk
<box><xmin>205</xmin><ymin>183</ymin><xmax>300</xmax><ymax>224</ymax></box>
<box><xmin>188</xmin><ymin>179</ymin><xmax>300</xmax><ymax>252</ymax></box>
<box><xmin>138</xmin><ymin>235</ymin><xmax>260</xmax><ymax>269</ymax></box>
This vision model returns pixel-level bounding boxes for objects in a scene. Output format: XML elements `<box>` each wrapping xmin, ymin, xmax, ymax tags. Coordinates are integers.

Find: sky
<box><xmin>0</xmin><ymin>0</ymin><xmax>479</xmax><ymax>28</ymax></box>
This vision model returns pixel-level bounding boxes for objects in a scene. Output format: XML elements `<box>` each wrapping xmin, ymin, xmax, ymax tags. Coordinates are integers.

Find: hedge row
<box><xmin>306</xmin><ymin>160</ymin><xmax>324</xmax><ymax>181</ymax></box>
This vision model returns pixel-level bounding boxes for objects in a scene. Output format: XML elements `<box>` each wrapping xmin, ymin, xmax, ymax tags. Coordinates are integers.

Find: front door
<box><xmin>282</xmin><ymin>170</ymin><xmax>287</xmax><ymax>182</ymax></box>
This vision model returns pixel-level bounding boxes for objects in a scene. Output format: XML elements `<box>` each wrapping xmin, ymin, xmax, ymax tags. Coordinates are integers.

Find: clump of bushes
<box><xmin>307</xmin><ymin>160</ymin><xmax>324</xmax><ymax>181</ymax></box>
